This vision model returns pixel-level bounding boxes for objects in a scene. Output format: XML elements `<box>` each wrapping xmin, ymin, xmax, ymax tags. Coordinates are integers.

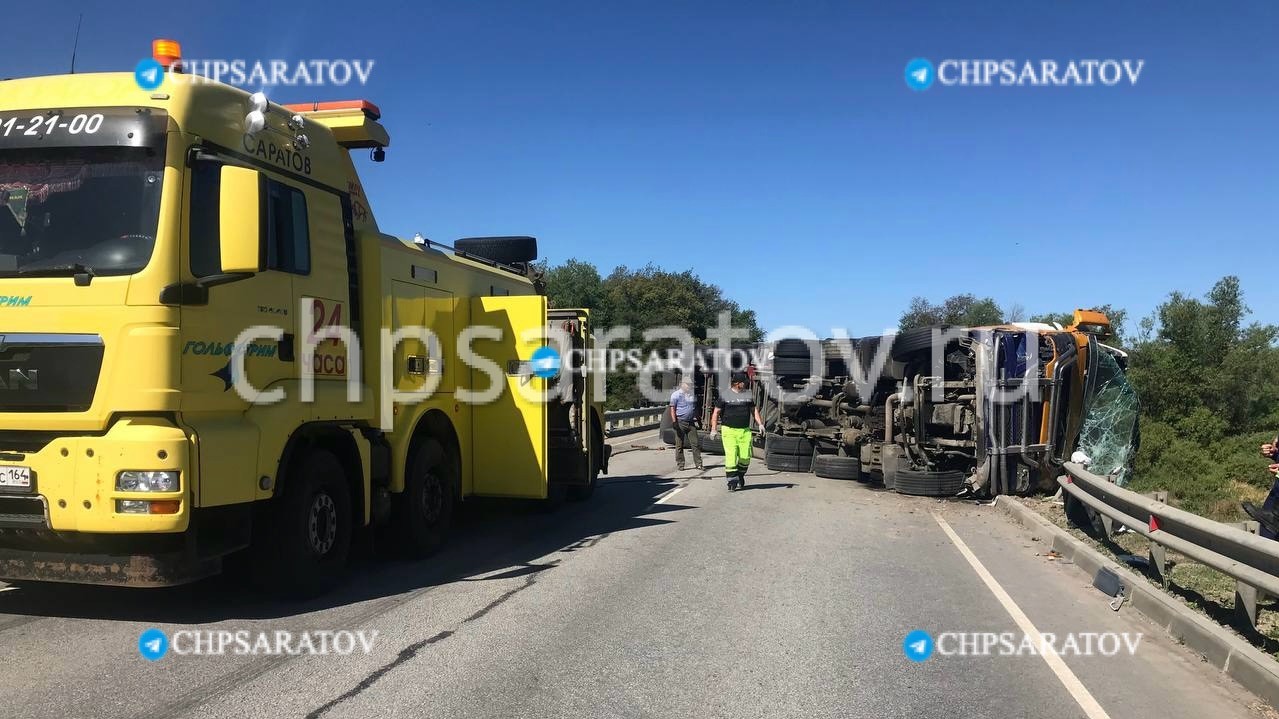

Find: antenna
<box><xmin>69</xmin><ymin>14</ymin><xmax>83</xmax><ymax>74</ymax></box>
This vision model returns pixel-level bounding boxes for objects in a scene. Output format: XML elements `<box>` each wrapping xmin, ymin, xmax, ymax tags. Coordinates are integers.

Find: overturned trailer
<box><xmin>754</xmin><ymin>310</ymin><xmax>1138</xmax><ymax>497</ymax></box>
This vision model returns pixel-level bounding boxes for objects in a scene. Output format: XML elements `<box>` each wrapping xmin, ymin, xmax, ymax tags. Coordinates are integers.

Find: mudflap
<box><xmin>0</xmin><ymin>547</ymin><xmax>220</xmax><ymax>587</ymax></box>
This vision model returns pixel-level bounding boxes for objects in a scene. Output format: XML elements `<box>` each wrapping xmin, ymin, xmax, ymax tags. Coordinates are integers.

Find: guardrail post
<box><xmin>1149</xmin><ymin>543</ymin><xmax>1168</xmax><ymax>588</ymax></box>
<box><xmin>1236</xmin><ymin>580</ymin><xmax>1261</xmax><ymax>629</ymax></box>
<box><xmin>1099</xmin><ymin>513</ymin><xmax>1115</xmax><ymax>538</ymax></box>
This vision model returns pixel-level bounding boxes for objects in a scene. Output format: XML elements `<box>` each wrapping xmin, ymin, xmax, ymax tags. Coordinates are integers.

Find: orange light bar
<box><xmin>149</xmin><ymin>500</ymin><xmax>181</xmax><ymax>515</ymax></box>
<box><xmin>152</xmin><ymin>39</ymin><xmax>182</xmax><ymax>70</ymax></box>
<box><xmin>282</xmin><ymin>100</ymin><xmax>382</xmax><ymax>120</ymax></box>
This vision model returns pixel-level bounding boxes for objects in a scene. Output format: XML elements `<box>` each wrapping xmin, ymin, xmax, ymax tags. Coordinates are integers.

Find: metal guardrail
<box><xmin>1060</xmin><ymin>461</ymin><xmax>1279</xmax><ymax>627</ymax></box>
<box><xmin>603</xmin><ymin>406</ymin><xmax>666</xmax><ymax>436</ymax></box>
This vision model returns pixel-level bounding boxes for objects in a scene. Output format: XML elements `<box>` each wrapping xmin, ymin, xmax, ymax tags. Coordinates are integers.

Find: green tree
<box><xmin>1029</xmin><ymin>304</ymin><xmax>1128</xmax><ymax>345</ymax></box>
<box><xmin>541</xmin><ymin>260</ymin><xmax>763</xmax><ymax>409</ymax></box>
<box><xmin>899</xmin><ymin>293</ymin><xmax>1005</xmax><ymax>329</ymax></box>
<box><xmin>542</xmin><ymin>259</ymin><xmax>605</xmax><ymax>320</ymax></box>
<box><xmin>1128</xmin><ymin>276</ymin><xmax>1279</xmax><ymax>435</ymax></box>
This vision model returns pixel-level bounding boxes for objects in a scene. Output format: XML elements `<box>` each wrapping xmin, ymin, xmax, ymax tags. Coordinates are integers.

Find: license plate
<box><xmin>0</xmin><ymin>465</ymin><xmax>31</xmax><ymax>489</ymax></box>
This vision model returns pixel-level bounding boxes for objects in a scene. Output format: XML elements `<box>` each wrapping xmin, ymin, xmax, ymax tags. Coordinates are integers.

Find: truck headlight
<box><xmin>116</xmin><ymin>471</ymin><xmax>180</xmax><ymax>493</ymax></box>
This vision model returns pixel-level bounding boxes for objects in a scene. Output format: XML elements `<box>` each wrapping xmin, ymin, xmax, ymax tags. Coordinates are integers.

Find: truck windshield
<box><xmin>0</xmin><ymin>146</ymin><xmax>165</xmax><ymax>277</ymax></box>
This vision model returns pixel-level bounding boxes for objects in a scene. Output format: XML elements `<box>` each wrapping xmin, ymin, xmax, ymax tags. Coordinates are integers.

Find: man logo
<box><xmin>904</xmin><ymin>58</ymin><xmax>936</xmax><ymax>91</ymax></box>
<box><xmin>0</xmin><ymin>370</ymin><xmax>36</xmax><ymax>391</ymax></box>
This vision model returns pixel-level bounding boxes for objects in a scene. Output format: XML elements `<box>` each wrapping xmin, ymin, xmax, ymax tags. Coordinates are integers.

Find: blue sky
<box><xmin>5</xmin><ymin>1</ymin><xmax>1276</xmax><ymax>337</ymax></box>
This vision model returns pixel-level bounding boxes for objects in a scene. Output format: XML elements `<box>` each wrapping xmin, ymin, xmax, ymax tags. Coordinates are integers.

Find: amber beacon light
<box><xmin>152</xmin><ymin>39</ymin><xmax>182</xmax><ymax>71</ymax></box>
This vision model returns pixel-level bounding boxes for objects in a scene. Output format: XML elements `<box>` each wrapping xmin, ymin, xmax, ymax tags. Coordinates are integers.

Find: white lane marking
<box><xmin>932</xmin><ymin>512</ymin><xmax>1112</xmax><ymax>719</ymax></box>
<box><xmin>655</xmin><ymin>485</ymin><xmax>687</xmax><ymax>505</ymax></box>
<box><xmin>0</xmin><ymin>586</ymin><xmax>15</xmax><ymax>593</ymax></box>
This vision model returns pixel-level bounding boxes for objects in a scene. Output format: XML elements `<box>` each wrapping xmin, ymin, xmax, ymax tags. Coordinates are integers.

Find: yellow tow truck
<box><xmin>0</xmin><ymin>42</ymin><xmax>608</xmax><ymax>595</ymax></box>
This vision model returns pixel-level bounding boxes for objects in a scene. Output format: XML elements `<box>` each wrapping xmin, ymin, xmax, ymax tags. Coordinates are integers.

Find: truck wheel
<box><xmin>392</xmin><ymin>439</ymin><xmax>457</xmax><ymax>558</ymax></box>
<box><xmin>890</xmin><ymin>326</ymin><xmax>952</xmax><ymax>360</ymax></box>
<box><xmin>700</xmin><ymin>433</ymin><xmax>725</xmax><ymax>455</ymax></box>
<box><xmin>765</xmin><ymin>451</ymin><xmax>812</xmax><ymax>472</ymax></box>
<box><xmin>568</xmin><ymin>436</ymin><xmax>603</xmax><ymax>501</ymax></box>
<box><xmin>894</xmin><ymin>469</ymin><xmax>965</xmax><ymax>497</ymax></box>
<box><xmin>764</xmin><ymin>433</ymin><xmax>812</xmax><ymax>456</ymax></box>
<box><xmin>813</xmin><ymin>454</ymin><xmax>860</xmax><ymax>480</ymax></box>
<box><xmin>772</xmin><ymin>356</ymin><xmax>815</xmax><ymax>376</ymax></box>
<box><xmin>254</xmin><ymin>449</ymin><xmax>352</xmax><ymax>598</ymax></box>
<box><xmin>773</xmin><ymin>339</ymin><xmax>813</xmax><ymax>358</ymax></box>
<box><xmin>660</xmin><ymin>410</ymin><xmax>676</xmax><ymax>445</ymax></box>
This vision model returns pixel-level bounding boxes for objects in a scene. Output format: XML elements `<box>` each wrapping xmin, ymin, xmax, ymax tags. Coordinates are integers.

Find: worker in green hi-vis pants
<box><xmin>709</xmin><ymin>372</ymin><xmax>765</xmax><ymax>491</ymax></box>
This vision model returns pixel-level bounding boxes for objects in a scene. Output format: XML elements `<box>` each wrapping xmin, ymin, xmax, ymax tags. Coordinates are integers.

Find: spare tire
<box><xmin>765</xmin><ymin>434</ymin><xmax>812</xmax><ymax>456</ymax></box>
<box><xmin>454</xmin><ymin>236</ymin><xmax>538</xmax><ymax>265</ymax></box>
<box><xmin>813</xmin><ymin>454</ymin><xmax>860</xmax><ymax>480</ymax></box>
<box><xmin>894</xmin><ymin>469</ymin><xmax>965</xmax><ymax>497</ymax></box>
<box><xmin>766</xmin><ymin>451</ymin><xmax>812</xmax><ymax>472</ymax></box>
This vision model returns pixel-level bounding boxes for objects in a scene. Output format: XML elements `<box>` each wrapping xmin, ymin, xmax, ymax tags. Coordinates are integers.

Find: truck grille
<box><xmin>0</xmin><ymin>333</ymin><xmax>103</xmax><ymax>412</ymax></box>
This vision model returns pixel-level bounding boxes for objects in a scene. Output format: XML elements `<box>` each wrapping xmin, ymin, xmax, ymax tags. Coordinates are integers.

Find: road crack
<box><xmin>306</xmin><ymin>572</ymin><xmax>541</xmax><ymax>718</ymax></box>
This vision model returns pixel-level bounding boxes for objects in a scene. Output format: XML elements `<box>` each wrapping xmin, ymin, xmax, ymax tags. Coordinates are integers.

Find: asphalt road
<box><xmin>0</xmin><ymin>432</ymin><xmax>1270</xmax><ymax>719</ymax></box>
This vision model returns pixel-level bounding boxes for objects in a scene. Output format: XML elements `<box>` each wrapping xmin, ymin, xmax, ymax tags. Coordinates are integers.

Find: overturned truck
<box><xmin>754</xmin><ymin>310</ymin><xmax>1138</xmax><ymax>497</ymax></box>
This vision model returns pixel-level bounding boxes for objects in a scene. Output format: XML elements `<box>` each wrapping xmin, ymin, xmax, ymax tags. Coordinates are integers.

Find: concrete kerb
<box><xmin>994</xmin><ymin>495</ymin><xmax>1279</xmax><ymax>710</ymax></box>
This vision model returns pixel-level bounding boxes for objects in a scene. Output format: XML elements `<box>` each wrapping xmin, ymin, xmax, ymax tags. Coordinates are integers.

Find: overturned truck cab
<box><xmin>755</xmin><ymin>310</ymin><xmax>1137</xmax><ymax>497</ymax></box>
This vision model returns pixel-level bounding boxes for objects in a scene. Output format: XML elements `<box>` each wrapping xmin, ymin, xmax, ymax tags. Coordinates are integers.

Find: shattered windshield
<box><xmin>0</xmin><ymin>146</ymin><xmax>165</xmax><ymax>277</ymax></box>
<box><xmin>1077</xmin><ymin>348</ymin><xmax>1140</xmax><ymax>485</ymax></box>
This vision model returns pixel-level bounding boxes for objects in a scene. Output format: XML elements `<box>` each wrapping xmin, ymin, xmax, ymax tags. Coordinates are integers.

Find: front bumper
<box><xmin>0</xmin><ymin>543</ymin><xmax>219</xmax><ymax>587</ymax></box>
<box><xmin>0</xmin><ymin>417</ymin><xmax>191</xmax><ymax>533</ymax></box>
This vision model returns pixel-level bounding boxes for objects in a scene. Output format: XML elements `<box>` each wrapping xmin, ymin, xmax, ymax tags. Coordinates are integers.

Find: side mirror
<box><xmin>219</xmin><ymin>166</ymin><xmax>262</xmax><ymax>274</ymax></box>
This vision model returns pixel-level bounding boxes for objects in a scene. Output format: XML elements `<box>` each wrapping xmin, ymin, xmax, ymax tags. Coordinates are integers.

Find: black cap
<box><xmin>731</xmin><ymin>371</ymin><xmax>748</xmax><ymax>385</ymax></box>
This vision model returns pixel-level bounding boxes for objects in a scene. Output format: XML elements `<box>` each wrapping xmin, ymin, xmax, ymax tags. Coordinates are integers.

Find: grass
<box><xmin>1127</xmin><ymin>424</ymin><xmax>1276</xmax><ymax>522</ymax></box>
<box><xmin>1020</xmin><ymin>494</ymin><xmax>1279</xmax><ymax>658</ymax></box>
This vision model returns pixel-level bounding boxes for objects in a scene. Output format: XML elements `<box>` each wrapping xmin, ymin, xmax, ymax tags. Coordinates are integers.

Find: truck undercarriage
<box><xmin>756</xmin><ymin>320</ymin><xmax>1135</xmax><ymax>497</ymax></box>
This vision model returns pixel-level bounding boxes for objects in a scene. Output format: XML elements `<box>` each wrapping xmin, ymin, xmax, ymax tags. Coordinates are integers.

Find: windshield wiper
<box><xmin>12</xmin><ymin>263</ymin><xmax>97</xmax><ymax>285</ymax></box>
<box><xmin>15</xmin><ymin>263</ymin><xmax>94</xmax><ymax>276</ymax></box>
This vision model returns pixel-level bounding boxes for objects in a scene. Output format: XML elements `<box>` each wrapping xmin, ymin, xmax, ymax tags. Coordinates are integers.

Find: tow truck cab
<box><xmin>0</xmin><ymin>66</ymin><xmax>606</xmax><ymax>591</ymax></box>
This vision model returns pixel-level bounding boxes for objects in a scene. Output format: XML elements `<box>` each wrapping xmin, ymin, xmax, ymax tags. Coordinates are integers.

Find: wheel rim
<box><xmin>308</xmin><ymin>492</ymin><xmax>338</xmax><ymax>556</ymax></box>
<box><xmin>420</xmin><ymin>470</ymin><xmax>444</xmax><ymax>523</ymax></box>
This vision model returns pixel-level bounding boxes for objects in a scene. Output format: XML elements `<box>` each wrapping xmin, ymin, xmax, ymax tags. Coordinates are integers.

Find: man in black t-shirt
<box><xmin>710</xmin><ymin>372</ymin><xmax>763</xmax><ymax>491</ymax></box>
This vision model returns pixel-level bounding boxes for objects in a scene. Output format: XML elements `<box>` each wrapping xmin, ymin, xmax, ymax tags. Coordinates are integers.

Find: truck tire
<box><xmin>813</xmin><ymin>454</ymin><xmax>860</xmax><ymax>480</ymax></box>
<box><xmin>772</xmin><ymin>356</ymin><xmax>815</xmax><ymax>376</ymax></box>
<box><xmin>700</xmin><ymin>433</ymin><xmax>725</xmax><ymax>455</ymax></box>
<box><xmin>568</xmin><ymin>435</ymin><xmax>604</xmax><ymax>501</ymax></box>
<box><xmin>253</xmin><ymin>449</ymin><xmax>352</xmax><ymax>598</ymax></box>
<box><xmin>774</xmin><ymin>338</ymin><xmax>812</xmax><ymax>359</ymax></box>
<box><xmin>855</xmin><ymin>337</ymin><xmax>898</xmax><ymax>380</ymax></box>
<box><xmin>894</xmin><ymin>469</ymin><xmax>965</xmax><ymax>497</ymax></box>
<box><xmin>891</xmin><ymin>326</ymin><xmax>950</xmax><ymax>360</ymax></box>
<box><xmin>765</xmin><ymin>433</ymin><xmax>812</xmax><ymax>456</ymax></box>
<box><xmin>765</xmin><ymin>452</ymin><xmax>813</xmax><ymax>472</ymax></box>
<box><xmin>660</xmin><ymin>410</ymin><xmax>676</xmax><ymax>446</ymax></box>
<box><xmin>390</xmin><ymin>438</ymin><xmax>457</xmax><ymax>557</ymax></box>
<box><xmin>454</xmin><ymin>236</ymin><xmax>537</xmax><ymax>265</ymax></box>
